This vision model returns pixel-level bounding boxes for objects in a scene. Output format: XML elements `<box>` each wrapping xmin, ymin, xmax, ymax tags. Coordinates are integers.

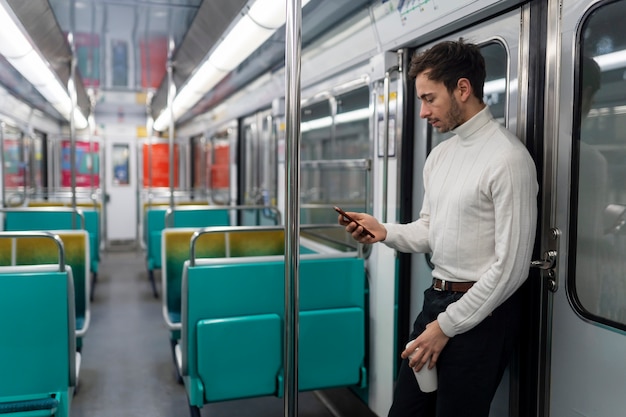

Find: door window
<box><xmin>572</xmin><ymin>1</ymin><xmax>626</xmax><ymax>329</ymax></box>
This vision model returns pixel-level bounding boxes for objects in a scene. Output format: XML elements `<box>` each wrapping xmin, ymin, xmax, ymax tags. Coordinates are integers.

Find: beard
<box><xmin>437</xmin><ymin>96</ymin><xmax>464</xmax><ymax>133</ymax></box>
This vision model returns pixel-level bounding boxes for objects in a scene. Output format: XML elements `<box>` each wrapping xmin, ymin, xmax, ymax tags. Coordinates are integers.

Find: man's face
<box><xmin>415</xmin><ymin>71</ymin><xmax>464</xmax><ymax>133</ymax></box>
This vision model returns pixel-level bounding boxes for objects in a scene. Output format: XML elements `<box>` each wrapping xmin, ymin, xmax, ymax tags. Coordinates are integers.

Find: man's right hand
<box><xmin>337</xmin><ymin>211</ymin><xmax>387</xmax><ymax>244</ymax></box>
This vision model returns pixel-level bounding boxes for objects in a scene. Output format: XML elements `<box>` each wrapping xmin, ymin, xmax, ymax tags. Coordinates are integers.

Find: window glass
<box><xmin>300</xmin><ymin>86</ymin><xmax>370</xmax><ymax>224</ymax></box>
<box><xmin>574</xmin><ymin>1</ymin><xmax>626</xmax><ymax>328</ymax></box>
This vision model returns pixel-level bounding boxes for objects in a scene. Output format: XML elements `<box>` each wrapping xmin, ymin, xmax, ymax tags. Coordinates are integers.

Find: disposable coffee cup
<box><xmin>406</xmin><ymin>341</ymin><xmax>438</xmax><ymax>392</ymax></box>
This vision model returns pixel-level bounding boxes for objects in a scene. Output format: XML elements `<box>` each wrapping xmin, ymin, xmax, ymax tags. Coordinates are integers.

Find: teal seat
<box><xmin>179</xmin><ymin>254</ymin><xmax>366</xmax><ymax>411</ymax></box>
<box><xmin>4</xmin><ymin>209</ymin><xmax>85</xmax><ymax>232</ymax></box>
<box><xmin>144</xmin><ymin>208</ymin><xmax>168</xmax><ymax>297</ymax></box>
<box><xmin>0</xmin><ymin>233</ymin><xmax>78</xmax><ymax>417</ymax></box>
<box><xmin>167</xmin><ymin>208</ymin><xmax>230</xmax><ymax>228</ymax></box>
<box><xmin>2</xmin><ymin>231</ymin><xmax>91</xmax><ymax>351</ymax></box>
<box><xmin>162</xmin><ymin>226</ymin><xmax>285</xmax><ymax>382</ymax></box>
<box><xmin>5</xmin><ymin>206</ymin><xmax>101</xmax><ymax>300</ymax></box>
<box><xmin>82</xmin><ymin>210</ymin><xmax>101</xmax><ymax>300</ymax></box>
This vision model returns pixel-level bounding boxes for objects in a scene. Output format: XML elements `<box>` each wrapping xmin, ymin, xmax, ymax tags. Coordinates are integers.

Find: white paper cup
<box><xmin>406</xmin><ymin>341</ymin><xmax>438</xmax><ymax>393</ymax></box>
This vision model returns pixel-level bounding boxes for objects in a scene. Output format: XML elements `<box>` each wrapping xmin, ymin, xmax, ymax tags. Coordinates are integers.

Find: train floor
<box><xmin>70</xmin><ymin>245</ymin><xmax>374</xmax><ymax>417</ymax></box>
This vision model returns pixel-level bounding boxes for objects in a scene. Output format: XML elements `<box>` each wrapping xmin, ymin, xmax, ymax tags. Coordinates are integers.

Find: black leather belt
<box><xmin>432</xmin><ymin>278</ymin><xmax>475</xmax><ymax>293</ymax></box>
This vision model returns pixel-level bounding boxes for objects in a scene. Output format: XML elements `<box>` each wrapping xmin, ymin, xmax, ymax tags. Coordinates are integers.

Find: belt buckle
<box><xmin>434</xmin><ymin>279</ymin><xmax>445</xmax><ymax>291</ymax></box>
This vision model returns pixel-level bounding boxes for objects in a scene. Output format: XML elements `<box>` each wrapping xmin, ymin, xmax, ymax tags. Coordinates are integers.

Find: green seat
<box><xmin>4</xmin><ymin>209</ymin><xmax>85</xmax><ymax>233</ymax></box>
<box><xmin>4</xmin><ymin>231</ymin><xmax>91</xmax><ymax>350</ymax></box>
<box><xmin>179</xmin><ymin>254</ymin><xmax>366</xmax><ymax>409</ymax></box>
<box><xmin>0</xmin><ymin>252</ymin><xmax>77</xmax><ymax>417</ymax></box>
<box><xmin>162</xmin><ymin>227</ymin><xmax>286</xmax><ymax>382</ymax></box>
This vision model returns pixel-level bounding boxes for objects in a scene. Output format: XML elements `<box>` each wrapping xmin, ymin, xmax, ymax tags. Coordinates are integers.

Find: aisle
<box><xmin>70</xmin><ymin>247</ymin><xmax>188</xmax><ymax>416</ymax></box>
<box><xmin>69</xmin><ymin>246</ymin><xmax>343</xmax><ymax>417</ymax></box>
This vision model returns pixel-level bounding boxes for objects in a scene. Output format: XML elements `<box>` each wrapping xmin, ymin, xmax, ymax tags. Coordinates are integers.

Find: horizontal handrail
<box><xmin>300</xmin><ymin>158</ymin><xmax>371</xmax><ymax>170</ymax></box>
<box><xmin>190</xmin><ymin>225</ymin><xmax>284</xmax><ymax>266</ymax></box>
<box><xmin>0</xmin><ymin>231</ymin><xmax>65</xmax><ymax>271</ymax></box>
<box><xmin>164</xmin><ymin>204</ymin><xmax>282</xmax><ymax>227</ymax></box>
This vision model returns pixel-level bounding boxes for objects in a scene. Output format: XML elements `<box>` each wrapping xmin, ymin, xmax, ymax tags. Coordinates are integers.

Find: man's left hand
<box><xmin>402</xmin><ymin>320</ymin><xmax>450</xmax><ymax>372</ymax></box>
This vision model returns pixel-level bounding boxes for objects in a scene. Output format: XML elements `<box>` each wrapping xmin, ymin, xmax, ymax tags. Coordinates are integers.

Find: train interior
<box><xmin>0</xmin><ymin>1</ymin><xmax>382</xmax><ymax>416</ymax></box>
<box><xmin>1</xmin><ymin>0</ymin><xmax>625</xmax><ymax>417</ymax></box>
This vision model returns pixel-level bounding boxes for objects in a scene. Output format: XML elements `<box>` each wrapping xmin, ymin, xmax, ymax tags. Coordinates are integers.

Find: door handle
<box><xmin>531</xmin><ymin>249</ymin><xmax>558</xmax><ymax>292</ymax></box>
<box><xmin>530</xmin><ymin>250</ymin><xmax>557</xmax><ymax>270</ymax></box>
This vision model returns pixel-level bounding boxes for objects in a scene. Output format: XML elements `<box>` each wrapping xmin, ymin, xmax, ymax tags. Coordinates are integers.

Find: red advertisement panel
<box><xmin>61</xmin><ymin>140</ymin><xmax>100</xmax><ymax>187</ymax></box>
<box><xmin>142</xmin><ymin>143</ymin><xmax>179</xmax><ymax>188</ymax></box>
<box><xmin>211</xmin><ymin>143</ymin><xmax>229</xmax><ymax>189</ymax></box>
<box><xmin>139</xmin><ymin>37</ymin><xmax>168</xmax><ymax>89</ymax></box>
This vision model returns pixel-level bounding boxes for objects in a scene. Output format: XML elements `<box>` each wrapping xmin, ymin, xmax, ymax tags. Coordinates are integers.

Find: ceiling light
<box><xmin>0</xmin><ymin>1</ymin><xmax>88</xmax><ymax>129</ymax></box>
<box><xmin>153</xmin><ymin>0</ymin><xmax>310</xmax><ymax>132</ymax></box>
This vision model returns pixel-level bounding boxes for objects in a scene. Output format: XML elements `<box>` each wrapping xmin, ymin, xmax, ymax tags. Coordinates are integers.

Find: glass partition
<box><xmin>300</xmin><ymin>85</ymin><xmax>371</xmax><ymax>224</ymax></box>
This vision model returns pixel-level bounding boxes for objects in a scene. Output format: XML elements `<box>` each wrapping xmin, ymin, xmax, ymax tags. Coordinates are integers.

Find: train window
<box><xmin>207</xmin><ymin>127</ymin><xmax>233</xmax><ymax>204</ymax></box>
<box><xmin>300</xmin><ymin>85</ymin><xmax>370</xmax><ymax>224</ymax></box>
<box><xmin>30</xmin><ymin>131</ymin><xmax>46</xmax><ymax>193</ymax></box>
<box><xmin>1</xmin><ymin>125</ymin><xmax>25</xmax><ymax>198</ymax></box>
<box><xmin>242</xmin><ymin>111</ymin><xmax>276</xmax><ymax>212</ymax></box>
<box><xmin>572</xmin><ymin>1</ymin><xmax>626</xmax><ymax>329</ymax></box>
<box><xmin>428</xmin><ymin>41</ymin><xmax>508</xmax><ymax>152</ymax></box>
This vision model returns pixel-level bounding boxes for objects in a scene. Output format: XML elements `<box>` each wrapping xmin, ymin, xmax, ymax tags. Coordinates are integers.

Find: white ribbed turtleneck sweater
<box><xmin>384</xmin><ymin>107</ymin><xmax>538</xmax><ymax>337</ymax></box>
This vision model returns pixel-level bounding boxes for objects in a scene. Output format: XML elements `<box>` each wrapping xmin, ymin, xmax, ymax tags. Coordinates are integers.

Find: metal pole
<box><xmin>0</xmin><ymin>122</ymin><xmax>5</xmax><ymax>207</ymax></box>
<box><xmin>284</xmin><ymin>1</ymin><xmax>302</xmax><ymax>417</ymax></box>
<box><xmin>68</xmin><ymin>34</ymin><xmax>78</xmax><ymax>228</ymax></box>
<box><xmin>167</xmin><ymin>37</ymin><xmax>176</xmax><ymax>209</ymax></box>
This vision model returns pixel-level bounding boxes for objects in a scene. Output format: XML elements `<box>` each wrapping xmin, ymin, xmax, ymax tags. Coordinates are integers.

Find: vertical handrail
<box><xmin>284</xmin><ymin>0</ymin><xmax>302</xmax><ymax>416</ymax></box>
<box><xmin>68</xmin><ymin>2</ymin><xmax>78</xmax><ymax>228</ymax></box>
<box><xmin>382</xmin><ymin>65</ymin><xmax>399</xmax><ymax>223</ymax></box>
<box><xmin>0</xmin><ymin>122</ymin><xmax>5</xmax><ymax>208</ymax></box>
<box><xmin>167</xmin><ymin>37</ymin><xmax>176</xmax><ymax>210</ymax></box>
<box><xmin>0</xmin><ymin>231</ymin><xmax>66</xmax><ymax>271</ymax></box>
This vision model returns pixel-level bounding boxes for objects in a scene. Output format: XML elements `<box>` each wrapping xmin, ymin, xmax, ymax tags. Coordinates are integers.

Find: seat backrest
<box><xmin>0</xmin><ymin>264</ymin><xmax>76</xmax><ymax>398</ymax></box>
<box><xmin>161</xmin><ymin>228</ymin><xmax>227</xmax><ymax>329</ymax></box>
<box><xmin>180</xmin><ymin>254</ymin><xmax>366</xmax><ymax>401</ymax></box>
<box><xmin>24</xmin><ymin>202</ymin><xmax>101</xmax><ymax>270</ymax></box>
<box><xmin>11</xmin><ymin>231</ymin><xmax>90</xmax><ymax>337</ymax></box>
<box><xmin>4</xmin><ymin>208</ymin><xmax>85</xmax><ymax>231</ymax></box>
<box><xmin>144</xmin><ymin>208</ymin><xmax>168</xmax><ymax>270</ymax></box>
<box><xmin>167</xmin><ymin>208</ymin><xmax>230</xmax><ymax>228</ymax></box>
<box><xmin>162</xmin><ymin>228</ymin><xmax>285</xmax><ymax>330</ymax></box>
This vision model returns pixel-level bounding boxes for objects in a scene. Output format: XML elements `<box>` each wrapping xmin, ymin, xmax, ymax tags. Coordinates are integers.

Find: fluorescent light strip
<box><xmin>0</xmin><ymin>2</ymin><xmax>87</xmax><ymax>129</ymax></box>
<box><xmin>594</xmin><ymin>49</ymin><xmax>626</xmax><ymax>72</ymax></box>
<box><xmin>153</xmin><ymin>0</ymin><xmax>310</xmax><ymax>132</ymax></box>
<box><xmin>301</xmin><ymin>107</ymin><xmax>370</xmax><ymax>132</ymax></box>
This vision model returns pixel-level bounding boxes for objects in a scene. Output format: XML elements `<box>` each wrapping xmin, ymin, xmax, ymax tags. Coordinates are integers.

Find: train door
<box><xmin>539</xmin><ymin>1</ymin><xmax>626</xmax><ymax>415</ymax></box>
<box><xmin>410</xmin><ymin>8</ymin><xmax>528</xmax><ymax>417</ymax></box>
<box><xmin>105</xmin><ymin>135</ymin><xmax>136</xmax><ymax>243</ymax></box>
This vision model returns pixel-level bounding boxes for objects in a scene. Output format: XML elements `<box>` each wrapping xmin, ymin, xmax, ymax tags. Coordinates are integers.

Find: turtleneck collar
<box><xmin>451</xmin><ymin>105</ymin><xmax>493</xmax><ymax>141</ymax></box>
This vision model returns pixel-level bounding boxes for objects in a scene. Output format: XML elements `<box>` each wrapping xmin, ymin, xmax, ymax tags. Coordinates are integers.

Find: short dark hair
<box><xmin>408</xmin><ymin>40</ymin><xmax>486</xmax><ymax>100</ymax></box>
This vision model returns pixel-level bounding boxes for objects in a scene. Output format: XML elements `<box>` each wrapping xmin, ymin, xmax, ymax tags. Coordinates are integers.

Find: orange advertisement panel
<box><xmin>211</xmin><ymin>165</ymin><xmax>229</xmax><ymax>189</ymax></box>
<box><xmin>209</xmin><ymin>142</ymin><xmax>229</xmax><ymax>189</ymax></box>
<box><xmin>142</xmin><ymin>143</ymin><xmax>179</xmax><ymax>188</ymax></box>
<box><xmin>214</xmin><ymin>143</ymin><xmax>229</xmax><ymax>163</ymax></box>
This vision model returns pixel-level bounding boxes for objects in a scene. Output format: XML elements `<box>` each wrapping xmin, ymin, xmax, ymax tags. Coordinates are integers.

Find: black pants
<box><xmin>388</xmin><ymin>287</ymin><xmax>522</xmax><ymax>417</ymax></box>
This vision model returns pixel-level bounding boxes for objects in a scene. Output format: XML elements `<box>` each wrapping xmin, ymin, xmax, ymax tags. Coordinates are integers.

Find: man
<box><xmin>338</xmin><ymin>40</ymin><xmax>538</xmax><ymax>416</ymax></box>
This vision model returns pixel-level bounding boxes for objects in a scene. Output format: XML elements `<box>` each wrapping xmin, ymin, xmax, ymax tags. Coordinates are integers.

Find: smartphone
<box><xmin>334</xmin><ymin>206</ymin><xmax>375</xmax><ymax>238</ymax></box>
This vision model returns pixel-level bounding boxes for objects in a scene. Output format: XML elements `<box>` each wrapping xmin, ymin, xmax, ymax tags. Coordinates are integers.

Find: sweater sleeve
<box><xmin>382</xmin><ymin>154</ymin><xmax>433</xmax><ymax>253</ymax></box>
<box><xmin>437</xmin><ymin>148</ymin><xmax>538</xmax><ymax>337</ymax></box>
